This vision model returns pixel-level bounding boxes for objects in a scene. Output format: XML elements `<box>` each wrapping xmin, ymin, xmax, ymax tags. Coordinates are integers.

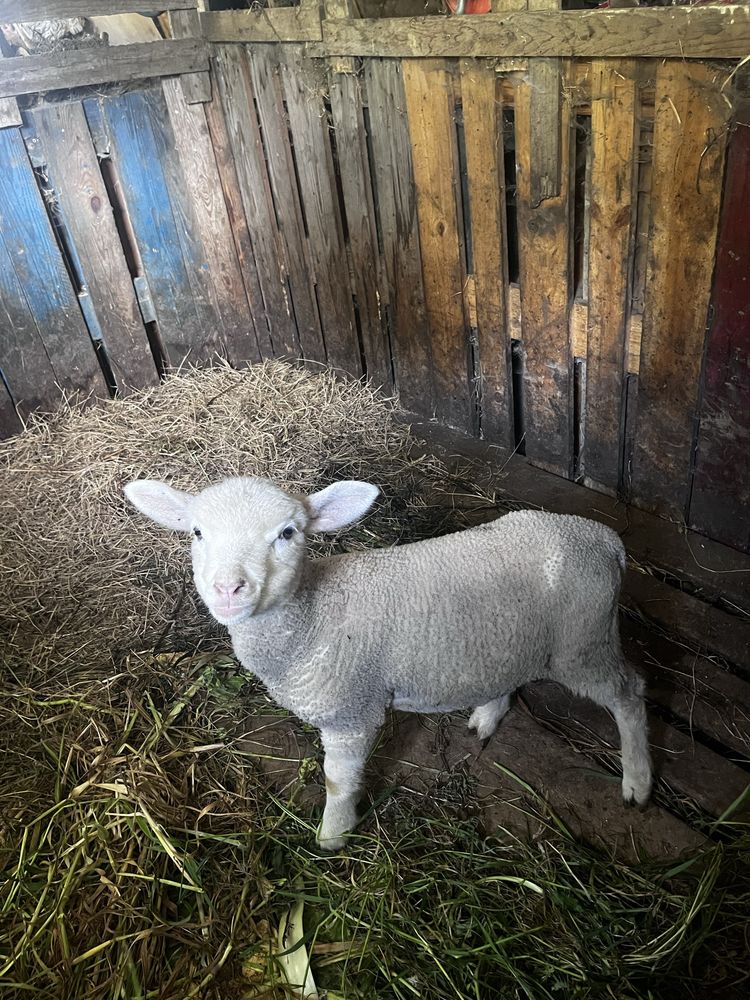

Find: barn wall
<box><xmin>0</xmin><ymin>4</ymin><xmax>747</xmax><ymax>554</ymax></box>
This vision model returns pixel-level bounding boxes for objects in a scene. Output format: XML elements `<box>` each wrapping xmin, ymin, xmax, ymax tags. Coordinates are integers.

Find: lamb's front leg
<box><xmin>318</xmin><ymin>728</ymin><xmax>376</xmax><ymax>851</ymax></box>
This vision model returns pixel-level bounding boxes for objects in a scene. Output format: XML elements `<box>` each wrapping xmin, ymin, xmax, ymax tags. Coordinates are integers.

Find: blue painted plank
<box><xmin>0</xmin><ymin>127</ymin><xmax>106</xmax><ymax>399</ymax></box>
<box><xmin>98</xmin><ymin>88</ymin><xmax>224</xmax><ymax>367</ymax></box>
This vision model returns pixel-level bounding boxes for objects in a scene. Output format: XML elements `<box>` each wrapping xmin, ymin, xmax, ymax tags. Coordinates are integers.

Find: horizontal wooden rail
<box><xmin>322</xmin><ymin>7</ymin><xmax>750</xmax><ymax>59</ymax></box>
<box><xmin>201</xmin><ymin>2</ymin><xmax>322</xmax><ymax>44</ymax></box>
<box><xmin>0</xmin><ymin>1</ymin><xmax>196</xmax><ymax>20</ymax></box>
<box><xmin>0</xmin><ymin>38</ymin><xmax>207</xmax><ymax>99</ymax></box>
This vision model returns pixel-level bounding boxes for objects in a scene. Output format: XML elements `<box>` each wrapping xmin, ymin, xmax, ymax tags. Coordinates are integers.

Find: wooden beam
<box><xmin>322</xmin><ymin>7</ymin><xmax>750</xmax><ymax>59</ymax></box>
<box><xmin>0</xmin><ymin>49</ymin><xmax>21</xmax><ymax>130</ymax></box>
<box><xmin>201</xmin><ymin>0</ymin><xmax>322</xmax><ymax>43</ymax></box>
<box><xmin>527</xmin><ymin>0</ymin><xmax>561</xmax><ymax>207</ymax></box>
<box><xmin>0</xmin><ymin>2</ymin><xmax>196</xmax><ymax>20</ymax></box>
<box><xmin>0</xmin><ymin>40</ymin><xmax>207</xmax><ymax>100</ymax></box>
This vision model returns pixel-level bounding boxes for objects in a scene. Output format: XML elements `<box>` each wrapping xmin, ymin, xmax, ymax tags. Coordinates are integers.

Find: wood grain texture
<box><xmin>515</xmin><ymin>64</ymin><xmax>572</xmax><ymax>477</ymax></box>
<box><xmin>584</xmin><ymin>60</ymin><xmax>637</xmax><ymax>491</ymax></box>
<box><xmin>32</xmin><ymin>101</ymin><xmax>157</xmax><ymax>394</ymax></box>
<box><xmin>689</xmin><ymin>115</ymin><xmax>750</xmax><ymax>553</ymax></box>
<box><xmin>249</xmin><ymin>46</ymin><xmax>326</xmax><ymax>366</ymax></box>
<box><xmin>201</xmin><ymin>0</ymin><xmax>322</xmax><ymax>43</ymax></box>
<box><xmin>0</xmin><ymin>39</ymin><xmax>207</xmax><ymax>100</ymax></box>
<box><xmin>322</xmin><ymin>7</ymin><xmax>750</xmax><ymax>59</ymax></box>
<box><xmin>169</xmin><ymin>8</ymin><xmax>212</xmax><ymax>104</ymax></box>
<box><xmin>403</xmin><ymin>59</ymin><xmax>470</xmax><ymax>432</ymax></box>
<box><xmin>328</xmin><ymin>69</ymin><xmax>391</xmax><ymax>389</ymax></box>
<box><xmin>0</xmin><ymin>49</ymin><xmax>21</xmax><ymax>129</ymax></box>
<box><xmin>365</xmin><ymin>60</ymin><xmax>432</xmax><ymax>416</ymax></box>
<box><xmin>280</xmin><ymin>50</ymin><xmax>360</xmax><ymax>375</ymax></box>
<box><xmin>0</xmin><ymin>126</ymin><xmax>106</xmax><ymax>401</ymax></box>
<box><xmin>211</xmin><ymin>46</ymin><xmax>297</xmax><ymax>358</ymax></box>
<box><xmin>102</xmin><ymin>88</ymin><xmax>220</xmax><ymax>367</ymax></box>
<box><xmin>203</xmin><ymin>81</ymin><xmax>274</xmax><ymax>359</ymax></box>
<box><xmin>162</xmin><ymin>77</ymin><xmax>260</xmax><ymax>365</ymax></box>
<box><xmin>459</xmin><ymin>59</ymin><xmax>512</xmax><ymax>447</ymax></box>
<box><xmin>527</xmin><ymin>57</ymin><xmax>561</xmax><ymax>206</ymax></box>
<box><xmin>0</xmin><ymin>2</ymin><xmax>195</xmax><ymax>19</ymax></box>
<box><xmin>631</xmin><ymin>62</ymin><xmax>728</xmax><ymax>518</ymax></box>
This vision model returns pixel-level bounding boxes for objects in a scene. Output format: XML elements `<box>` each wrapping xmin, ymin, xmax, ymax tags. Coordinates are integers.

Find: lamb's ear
<box><xmin>123</xmin><ymin>480</ymin><xmax>195</xmax><ymax>532</ymax></box>
<box><xmin>306</xmin><ymin>481</ymin><xmax>379</xmax><ymax>533</ymax></box>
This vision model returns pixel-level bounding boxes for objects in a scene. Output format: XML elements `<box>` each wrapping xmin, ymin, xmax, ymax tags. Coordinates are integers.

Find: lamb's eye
<box><xmin>280</xmin><ymin>525</ymin><xmax>295</xmax><ymax>541</ymax></box>
<box><xmin>193</xmin><ymin>527</ymin><xmax>202</xmax><ymax>540</ymax></box>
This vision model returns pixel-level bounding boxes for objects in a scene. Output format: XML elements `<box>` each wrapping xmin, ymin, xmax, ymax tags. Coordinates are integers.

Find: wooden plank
<box><xmin>459</xmin><ymin>60</ymin><xmax>512</xmax><ymax>448</ymax></box>
<box><xmin>689</xmin><ymin>114</ymin><xmax>750</xmax><ymax>553</ymax></box>
<box><xmin>0</xmin><ymin>49</ymin><xmax>21</xmax><ymax>129</ymax></box>
<box><xmin>249</xmin><ymin>46</ymin><xmax>326</xmax><ymax>366</ymax></box>
<box><xmin>0</xmin><ymin>127</ymin><xmax>106</xmax><ymax>400</ymax></box>
<box><xmin>631</xmin><ymin>62</ymin><xmax>728</xmax><ymax>519</ymax></box>
<box><xmin>101</xmin><ymin>89</ymin><xmax>218</xmax><ymax>367</ymax></box>
<box><xmin>621</xmin><ymin>569</ymin><xmax>750</xmax><ymax>677</ymax></box>
<box><xmin>169</xmin><ymin>8</ymin><xmax>212</xmax><ymax>104</ymax></box>
<box><xmin>403</xmin><ymin>59</ymin><xmax>471</xmax><ymax>433</ymax></box>
<box><xmin>527</xmin><ymin>0</ymin><xmax>562</xmax><ymax>207</ymax></box>
<box><xmin>31</xmin><ymin>102</ymin><xmax>158</xmax><ymax>394</ymax></box>
<box><xmin>328</xmin><ymin>68</ymin><xmax>391</xmax><ymax>389</ymax></box>
<box><xmin>162</xmin><ymin>77</ymin><xmax>261</xmax><ymax>365</ymax></box>
<box><xmin>201</xmin><ymin>1</ymin><xmax>322</xmax><ymax>43</ymax></box>
<box><xmin>583</xmin><ymin>60</ymin><xmax>637</xmax><ymax>491</ymax></box>
<box><xmin>0</xmin><ymin>230</ymin><xmax>60</xmax><ymax>417</ymax></box>
<box><xmin>203</xmin><ymin>80</ymin><xmax>274</xmax><ymax>360</ymax></box>
<box><xmin>0</xmin><ymin>374</ymin><xmax>20</xmax><ymax>438</ymax></box>
<box><xmin>210</xmin><ymin>46</ymin><xmax>297</xmax><ymax>358</ymax></box>
<box><xmin>364</xmin><ymin>59</ymin><xmax>433</xmax><ymax>415</ymax></box>
<box><xmin>0</xmin><ymin>39</ymin><xmax>207</xmax><ymax>100</ymax></box>
<box><xmin>322</xmin><ymin>7</ymin><xmax>750</xmax><ymax>59</ymax></box>
<box><xmin>0</xmin><ymin>2</ymin><xmax>196</xmax><ymax>19</ymax></box>
<box><xmin>280</xmin><ymin>51</ymin><xmax>361</xmax><ymax>376</ymax></box>
<box><xmin>514</xmin><ymin>63</ymin><xmax>572</xmax><ymax>477</ymax></box>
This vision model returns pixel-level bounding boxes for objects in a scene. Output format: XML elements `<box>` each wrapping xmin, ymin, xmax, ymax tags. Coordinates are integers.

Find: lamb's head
<box><xmin>124</xmin><ymin>476</ymin><xmax>378</xmax><ymax>626</ymax></box>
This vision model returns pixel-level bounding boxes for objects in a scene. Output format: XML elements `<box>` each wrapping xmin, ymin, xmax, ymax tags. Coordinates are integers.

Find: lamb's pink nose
<box><xmin>213</xmin><ymin>579</ymin><xmax>247</xmax><ymax>600</ymax></box>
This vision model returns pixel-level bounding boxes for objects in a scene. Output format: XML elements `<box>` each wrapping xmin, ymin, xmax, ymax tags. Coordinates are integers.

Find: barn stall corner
<box><xmin>0</xmin><ymin>2</ymin><xmax>749</xmax><ymax>998</ymax></box>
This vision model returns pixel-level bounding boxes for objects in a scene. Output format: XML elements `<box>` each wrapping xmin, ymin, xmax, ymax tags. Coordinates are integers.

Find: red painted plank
<box><xmin>689</xmin><ymin>115</ymin><xmax>750</xmax><ymax>552</ymax></box>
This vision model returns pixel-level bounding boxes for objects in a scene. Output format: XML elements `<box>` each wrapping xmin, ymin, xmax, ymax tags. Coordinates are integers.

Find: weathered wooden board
<box><xmin>169</xmin><ymin>7</ymin><xmax>212</xmax><ymax>104</ymax></box>
<box><xmin>0</xmin><ymin>40</ymin><xmax>207</xmax><ymax>100</ymax></box>
<box><xmin>631</xmin><ymin>62</ymin><xmax>728</xmax><ymax>518</ymax></box>
<box><xmin>211</xmin><ymin>46</ymin><xmax>297</xmax><ymax>358</ymax></box>
<box><xmin>162</xmin><ymin>77</ymin><xmax>260</xmax><ymax>365</ymax></box>
<box><xmin>0</xmin><ymin>127</ymin><xmax>106</xmax><ymax>401</ymax></box>
<box><xmin>514</xmin><ymin>62</ymin><xmax>572</xmax><ymax>476</ymax></box>
<box><xmin>322</xmin><ymin>7</ymin><xmax>750</xmax><ymax>59</ymax></box>
<box><xmin>364</xmin><ymin>59</ymin><xmax>433</xmax><ymax>415</ymax></box>
<box><xmin>527</xmin><ymin>0</ymin><xmax>562</xmax><ymax>206</ymax></box>
<box><xmin>0</xmin><ymin>2</ymin><xmax>195</xmax><ymax>20</ymax></box>
<box><xmin>459</xmin><ymin>60</ymin><xmax>512</xmax><ymax>448</ymax></box>
<box><xmin>403</xmin><ymin>59</ymin><xmax>471</xmax><ymax>432</ymax></box>
<box><xmin>32</xmin><ymin>101</ymin><xmax>157</xmax><ymax>394</ymax></box>
<box><xmin>201</xmin><ymin>1</ymin><xmax>322</xmax><ymax>43</ymax></box>
<box><xmin>249</xmin><ymin>47</ymin><xmax>326</xmax><ymax>366</ymax></box>
<box><xmin>100</xmin><ymin>89</ymin><xmax>222</xmax><ymax>367</ymax></box>
<box><xmin>203</xmin><ymin>82</ymin><xmax>274</xmax><ymax>360</ymax></box>
<box><xmin>584</xmin><ymin>60</ymin><xmax>637</xmax><ymax>491</ymax></box>
<box><xmin>280</xmin><ymin>51</ymin><xmax>361</xmax><ymax>375</ymax></box>
<box><xmin>689</xmin><ymin>115</ymin><xmax>750</xmax><ymax>553</ymax></box>
<box><xmin>0</xmin><ymin>49</ymin><xmax>21</xmax><ymax>129</ymax></box>
<box><xmin>328</xmin><ymin>69</ymin><xmax>391</xmax><ymax>389</ymax></box>
<box><xmin>0</xmin><ymin>374</ymin><xmax>20</xmax><ymax>437</ymax></box>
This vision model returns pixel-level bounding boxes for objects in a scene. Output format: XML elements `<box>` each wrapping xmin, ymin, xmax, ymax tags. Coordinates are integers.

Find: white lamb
<box><xmin>124</xmin><ymin>475</ymin><xmax>653</xmax><ymax>849</ymax></box>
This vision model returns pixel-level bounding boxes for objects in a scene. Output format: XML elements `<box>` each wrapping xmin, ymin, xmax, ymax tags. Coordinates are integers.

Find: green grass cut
<box><xmin>0</xmin><ymin>362</ymin><xmax>748</xmax><ymax>999</ymax></box>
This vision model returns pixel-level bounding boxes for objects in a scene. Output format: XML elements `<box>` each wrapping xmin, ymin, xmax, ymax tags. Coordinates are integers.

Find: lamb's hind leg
<box><xmin>468</xmin><ymin>694</ymin><xmax>512</xmax><ymax>741</ymax></box>
<box><xmin>568</xmin><ymin>662</ymin><xmax>652</xmax><ymax>808</ymax></box>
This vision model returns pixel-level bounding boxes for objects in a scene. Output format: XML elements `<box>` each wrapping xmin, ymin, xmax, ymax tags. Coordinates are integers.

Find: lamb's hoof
<box><xmin>622</xmin><ymin>774</ymin><xmax>652</xmax><ymax>812</ymax></box>
<box><xmin>317</xmin><ymin>833</ymin><xmax>346</xmax><ymax>852</ymax></box>
<box><xmin>468</xmin><ymin>708</ymin><xmax>498</xmax><ymax>742</ymax></box>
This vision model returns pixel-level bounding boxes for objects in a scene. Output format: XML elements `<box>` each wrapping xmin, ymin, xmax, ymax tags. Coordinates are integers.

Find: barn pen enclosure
<box><xmin>2</xmin><ymin>0</ymin><xmax>750</xmax><ymax>997</ymax></box>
